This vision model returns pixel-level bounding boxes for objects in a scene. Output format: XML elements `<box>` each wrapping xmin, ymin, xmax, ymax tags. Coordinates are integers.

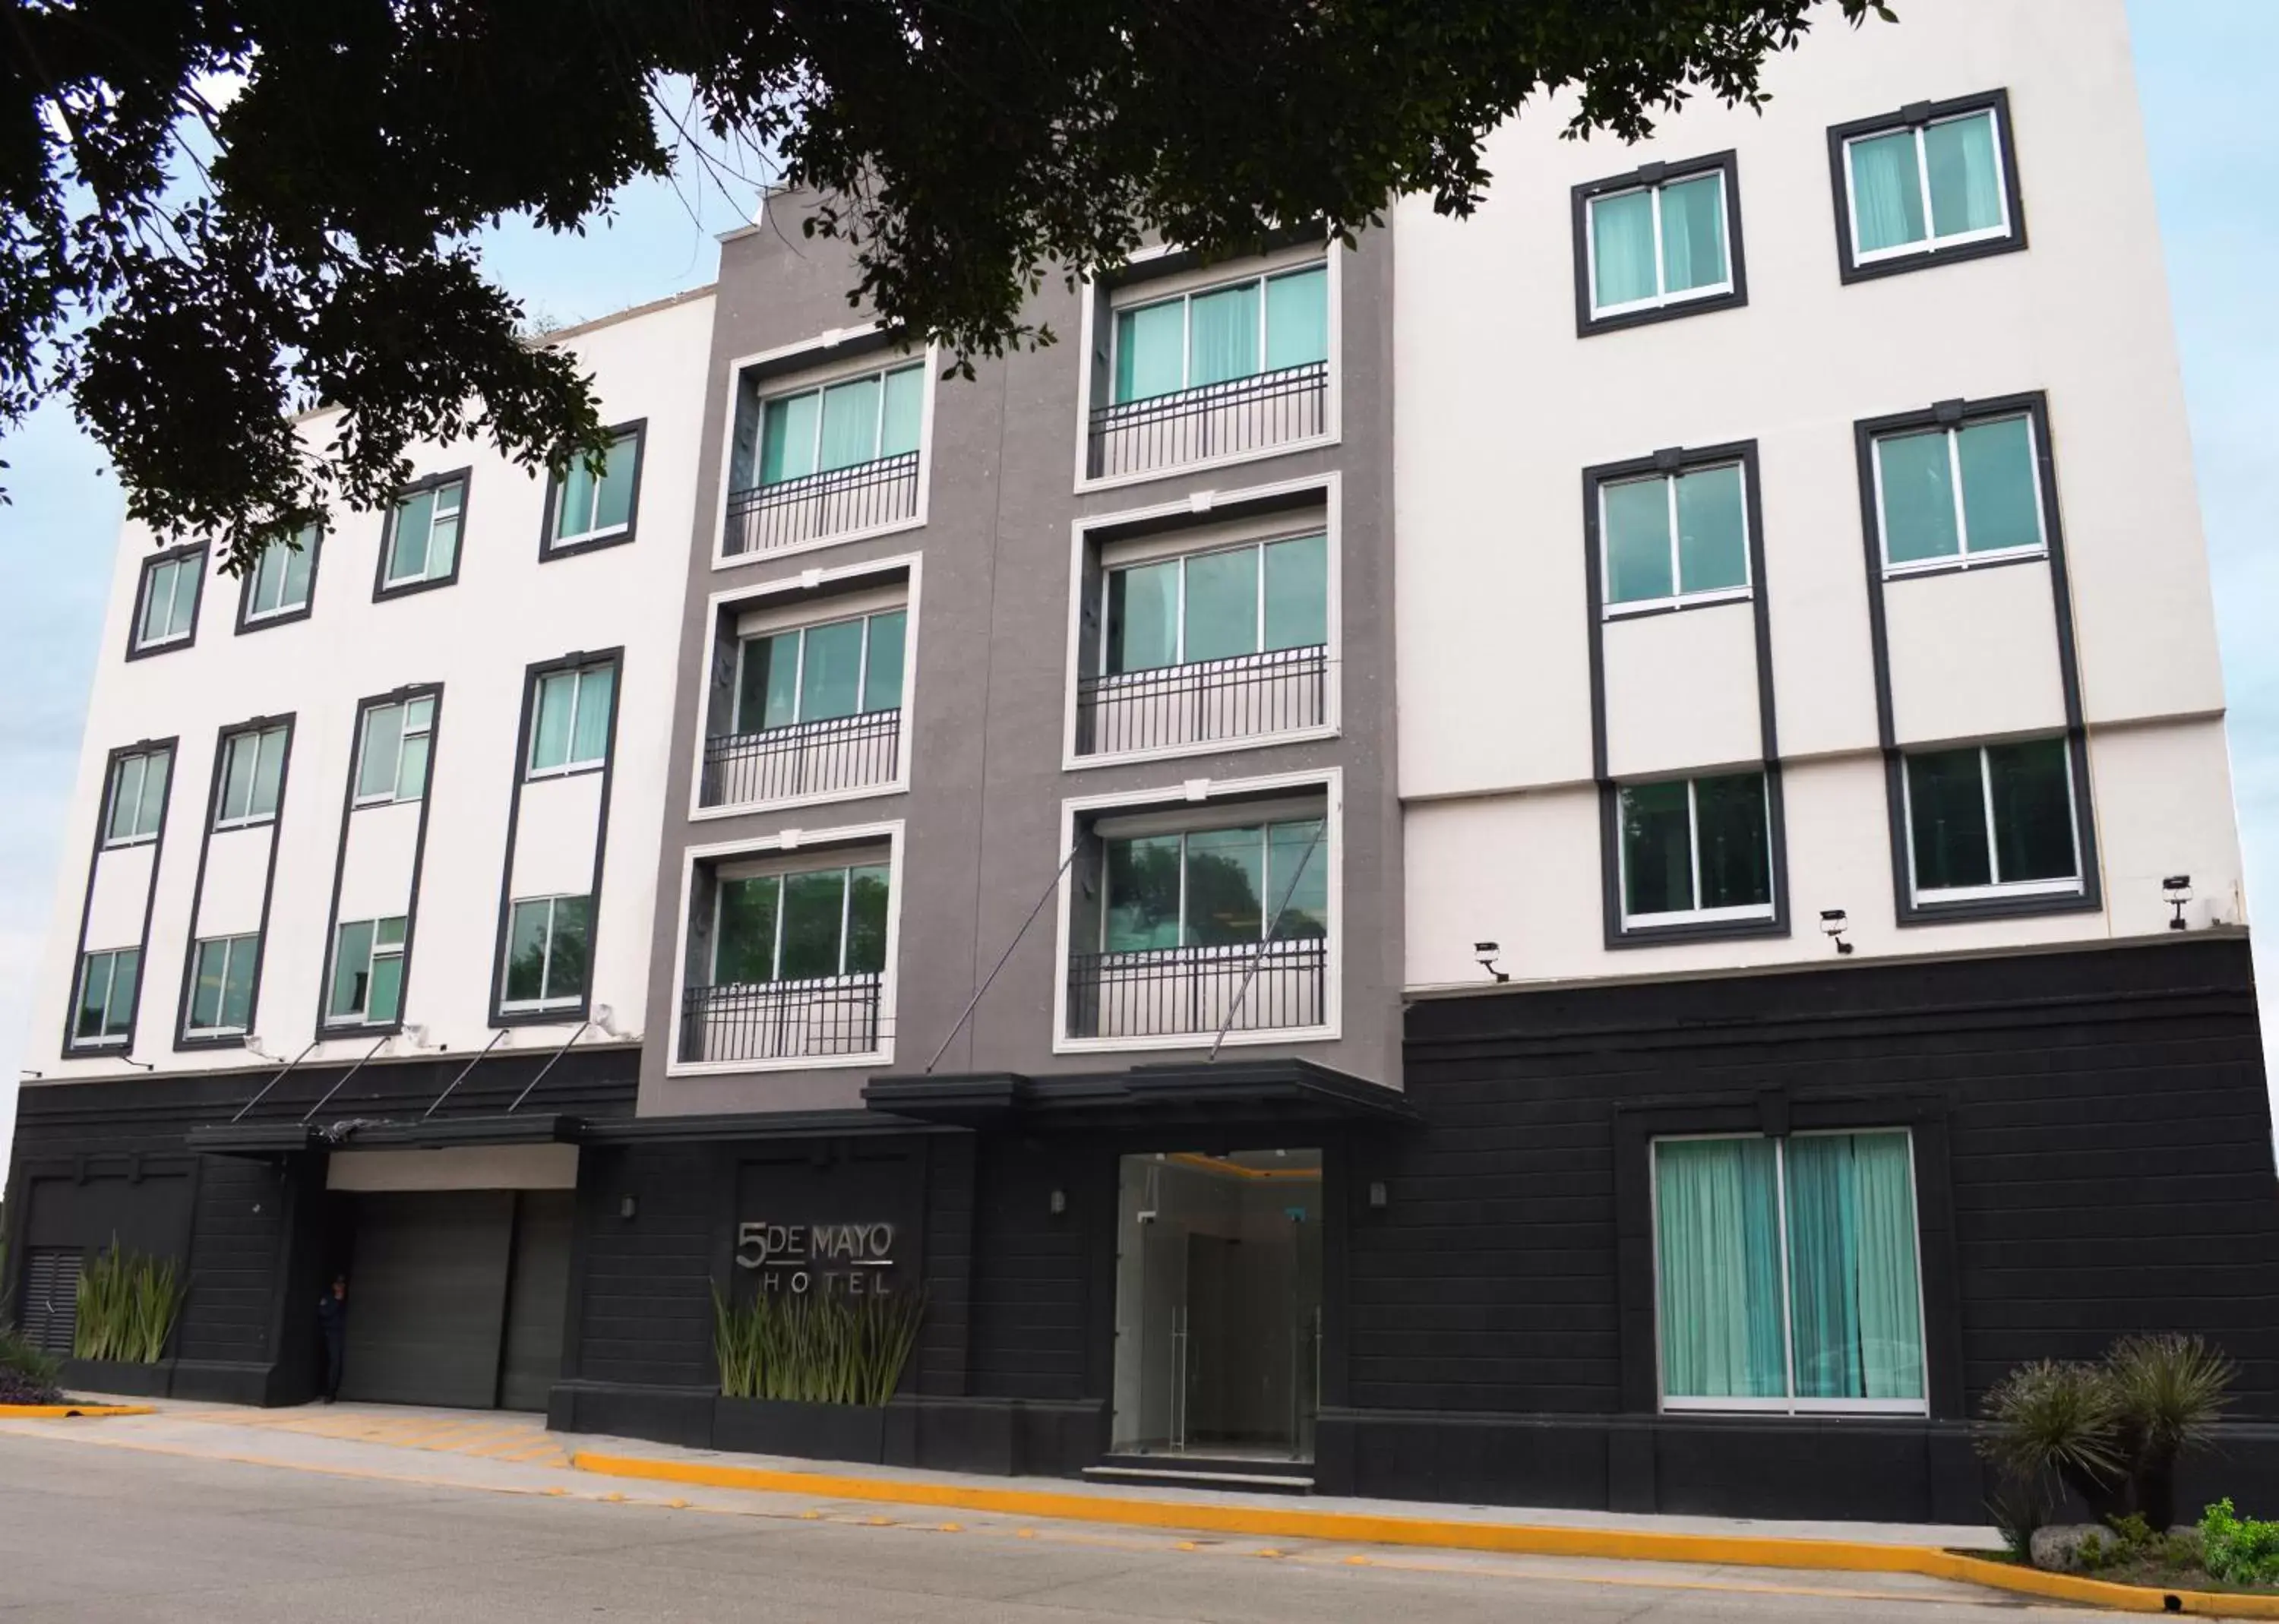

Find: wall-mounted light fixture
<box><xmin>244</xmin><ymin>1035</ymin><xmax>282</xmax><ymax>1063</ymax></box>
<box><xmin>1048</xmin><ymin>1188</ymin><xmax>1067</xmax><ymax>1217</ymax></box>
<box><xmin>1820</xmin><ymin>909</ymin><xmax>1854</xmax><ymax>956</ymax></box>
<box><xmin>618</xmin><ymin>1194</ymin><xmax>638</xmax><ymax>1221</ymax></box>
<box><xmin>1367</xmin><ymin>1180</ymin><xmax>1389</xmax><ymax>1211</ymax></box>
<box><xmin>2164</xmin><ymin>875</ymin><xmax>2192</xmax><ymax>931</ymax></box>
<box><xmin>1474</xmin><ymin>942</ymin><xmax>1510</xmax><ymax>984</ymax></box>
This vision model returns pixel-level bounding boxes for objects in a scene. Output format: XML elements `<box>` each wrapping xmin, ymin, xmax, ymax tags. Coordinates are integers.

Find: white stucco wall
<box><xmin>1395</xmin><ymin>0</ymin><xmax>2242</xmax><ymax>987</ymax></box>
<box><xmin>24</xmin><ymin>289</ymin><xmax>715</xmax><ymax>1079</ymax></box>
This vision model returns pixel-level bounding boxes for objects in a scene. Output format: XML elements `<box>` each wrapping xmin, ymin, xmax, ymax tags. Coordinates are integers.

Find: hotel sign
<box><xmin>735</xmin><ymin>1219</ymin><xmax>899</xmax><ymax>1295</ymax></box>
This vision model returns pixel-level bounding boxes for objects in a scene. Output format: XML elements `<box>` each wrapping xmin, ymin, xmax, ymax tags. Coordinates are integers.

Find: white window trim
<box><xmin>665</xmin><ymin>819</ymin><xmax>905</xmax><ymax>1077</ymax></box>
<box><xmin>1598</xmin><ymin>462</ymin><xmax>1754</xmax><ymax>617</ymax></box>
<box><xmin>498</xmin><ymin>895</ymin><xmax>589</xmax><ymax>1012</ymax></box>
<box><xmin>688</xmin><ymin>557</ymin><xmax>921</xmax><ymax>822</ymax></box>
<box><xmin>1649</xmin><ymin>1128</ymin><xmax>1931</xmax><ymax>1418</ymax></box>
<box><xmin>383</xmin><ymin>479</ymin><xmax>465</xmax><ymax>586</ymax></box>
<box><xmin>135</xmin><ymin>554</ymin><xmax>200</xmax><ymax>649</ymax></box>
<box><xmin>1585</xmin><ymin>171</ymin><xmax>1736</xmax><ymax>321</ymax></box>
<box><xmin>1872</xmin><ymin>412</ymin><xmax>2049</xmax><ymax>578</ymax></box>
<box><xmin>1617</xmin><ymin>773</ymin><xmax>1776</xmax><ymax>931</ymax></box>
<box><xmin>1844</xmin><ymin>107</ymin><xmax>2015</xmax><ymax>266</ymax></box>
<box><xmin>185</xmin><ymin>933</ymin><xmax>259</xmax><ymax>1037</ymax></box>
<box><xmin>1902</xmin><ymin>740</ymin><xmax>2083</xmax><ymax>906</ymax></box>
<box><xmin>1061</xmin><ymin>474</ymin><xmax>1343</xmax><ymax>772</ymax></box>
<box><xmin>71</xmin><ymin>948</ymin><xmax>137</xmax><ymax>1049</ymax></box>
<box><xmin>324</xmin><ymin>918</ymin><xmax>407</xmax><ymax>1027</ymax></box>
<box><xmin>244</xmin><ymin>529</ymin><xmax>317</xmax><ymax>621</ymax></box>
<box><xmin>101</xmin><ymin>752</ymin><xmax>167</xmax><ymax>849</ymax></box>
<box><xmin>1052</xmin><ymin>766</ymin><xmax>1342</xmax><ymax>1056</ymax></box>
<box><xmin>213</xmin><ymin>726</ymin><xmax>288</xmax><ymax>830</ymax></box>
<box><xmin>548</xmin><ymin>428</ymin><xmax>640</xmax><ymax>551</ymax></box>
<box><xmin>526</xmin><ymin>663</ymin><xmax>616</xmax><ymax>782</ymax></box>
<box><xmin>1073</xmin><ymin>242</ymin><xmax>1342</xmax><ymax>495</ymax></box>
<box><xmin>710</xmin><ymin>331</ymin><xmax>938</xmax><ymax>570</ymax></box>
<box><xmin>352</xmin><ymin>697</ymin><xmax>435</xmax><ymax>808</ymax></box>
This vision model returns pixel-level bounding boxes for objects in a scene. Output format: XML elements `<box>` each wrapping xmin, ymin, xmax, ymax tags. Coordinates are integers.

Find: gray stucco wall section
<box><xmin>640</xmin><ymin>200</ymin><xmax>1400</xmax><ymax>1117</ymax></box>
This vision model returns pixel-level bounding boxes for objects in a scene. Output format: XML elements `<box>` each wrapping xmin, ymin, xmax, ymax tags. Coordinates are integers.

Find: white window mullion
<box><xmin>1914</xmin><ymin>126</ymin><xmax>1936</xmax><ymax>246</ymax></box>
<box><xmin>808</xmin><ymin>388</ymin><xmax>825</xmax><ymax>473</ymax></box>
<box><xmin>1649</xmin><ymin>184</ymin><xmax>1667</xmax><ymax>305</ymax></box>
<box><xmin>1946</xmin><ymin>429</ymin><xmax>1970</xmax><ymax>554</ymax></box>
<box><xmin>790</xmin><ymin>627</ymin><xmax>808</xmax><ymax>725</ymax></box>
<box><xmin>1174</xmin><ymin>556</ymin><xmax>1190</xmax><ymax>665</ymax></box>
<box><xmin>1180</xmin><ymin>296</ymin><xmax>1192</xmax><ymax>393</ymax></box>
<box><xmin>837</xmin><ymin>865</ymin><xmax>854</xmax><ymax>977</ymax></box>
<box><xmin>1175</xmin><ymin>832</ymin><xmax>1190</xmax><ymax>947</ymax></box>
<box><xmin>1664</xmin><ymin>475</ymin><xmax>1683</xmax><ymax>600</ymax></box>
<box><xmin>1685</xmin><ymin>780</ymin><xmax>1703</xmax><ymax>913</ymax></box>
<box><xmin>1254</xmin><ymin>545</ymin><xmax>1268</xmax><ymax>649</ymax></box>
<box><xmin>1253</xmin><ymin>276</ymin><xmax>1268</xmax><ymax>373</ymax></box>
<box><xmin>538</xmin><ymin>899</ymin><xmax>558</xmax><ymax>1001</ymax></box>
<box><xmin>1979</xmin><ymin>747</ymin><xmax>2003</xmax><ymax>885</ymax></box>
<box><xmin>1773</xmin><ymin>1139</ymin><xmax>1798</xmax><ymax>1410</ymax></box>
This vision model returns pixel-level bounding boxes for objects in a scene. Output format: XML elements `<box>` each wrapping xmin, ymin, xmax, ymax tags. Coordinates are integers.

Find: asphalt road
<box><xmin>0</xmin><ymin>1430</ymin><xmax>2098</xmax><ymax>1622</ymax></box>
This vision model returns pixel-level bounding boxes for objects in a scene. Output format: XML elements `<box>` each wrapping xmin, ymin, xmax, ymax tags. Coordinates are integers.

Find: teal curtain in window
<box><xmin>250</xmin><ymin>728</ymin><xmax>286</xmax><ymax>817</ymax></box>
<box><xmin>557</xmin><ymin>457</ymin><xmax>599</xmax><ymax>539</ymax></box>
<box><xmin>1659</xmin><ymin>175</ymin><xmax>1728</xmax><ymax>294</ymax></box>
<box><xmin>880</xmin><ymin>366</ymin><xmax>925</xmax><ymax>457</ymax></box>
<box><xmin>818</xmin><ymin>375</ymin><xmax>882</xmax><ymax>471</ymax></box>
<box><xmin>570</xmin><ymin>667</ymin><xmax>614</xmax><ymax>763</ymax></box>
<box><xmin>1592</xmin><ymin>189</ymin><xmax>1658</xmax><ymax>309</ymax></box>
<box><xmin>330</xmin><ymin>921</ymin><xmax>374</xmax><ymax>1017</ymax></box>
<box><xmin>388</xmin><ymin>490</ymin><xmax>435</xmax><ymax>581</ymax></box>
<box><xmin>1656</xmin><ymin>1137</ymin><xmax>1786</xmax><ymax>1400</ymax></box>
<box><xmin>1106</xmin><ymin>561</ymin><xmax>1181</xmax><ymax>673</ymax></box>
<box><xmin>1925</xmin><ymin>112</ymin><xmax>2002</xmax><ymax>239</ymax></box>
<box><xmin>1114</xmin><ymin>302</ymin><xmax>1185</xmax><ymax>403</ymax></box>
<box><xmin>1675</xmin><ymin>465</ymin><xmax>1747</xmax><ymax>594</ymax></box>
<box><xmin>531</xmin><ymin>671</ymin><xmax>576</xmax><ymax>770</ymax></box>
<box><xmin>799</xmin><ymin>618</ymin><xmax>867</xmax><ymax>721</ymax></box>
<box><xmin>1787</xmin><ymin>1134</ymin><xmax>1923</xmax><ymax>1401</ymax></box>
<box><xmin>1878</xmin><ymin>430</ymin><xmax>1960</xmax><ymax>564</ymax></box>
<box><xmin>591</xmin><ymin>433</ymin><xmax>636</xmax><ymax>532</ymax></box>
<box><xmin>1187</xmin><ymin>283</ymin><xmax>1260</xmax><ymax>387</ymax></box>
<box><xmin>1183</xmin><ymin>548</ymin><xmax>1259</xmax><ymax>662</ymax></box>
<box><xmin>1263</xmin><ymin>534</ymin><xmax>1329</xmax><ymax>651</ymax></box>
<box><xmin>1957</xmin><ymin>417</ymin><xmax>2040</xmax><ymax>554</ymax></box>
<box><xmin>1849</xmin><ymin>129</ymin><xmax>1927</xmax><ymax>252</ymax></box>
<box><xmin>1603</xmin><ymin>476</ymin><xmax>1674</xmax><ymax>602</ymax></box>
<box><xmin>1263</xmin><ymin>267</ymin><xmax>1329</xmax><ymax>371</ymax></box>
<box><xmin>861</xmin><ymin>611</ymin><xmax>906</xmax><ymax>712</ymax></box>
<box><xmin>760</xmin><ymin>393</ymin><xmax>818</xmax><ymax>484</ymax></box>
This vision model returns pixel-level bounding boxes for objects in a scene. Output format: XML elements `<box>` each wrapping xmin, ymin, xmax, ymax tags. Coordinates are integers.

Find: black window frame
<box><xmin>539</xmin><ymin>419</ymin><xmax>648</xmax><ymax>562</ymax></box>
<box><xmin>1571</xmin><ymin>150</ymin><xmax>1749</xmax><ymax>338</ymax></box>
<box><xmin>235</xmin><ymin>524</ymin><xmax>324</xmax><ymax>635</ymax></box>
<box><xmin>175</xmin><ymin>711</ymin><xmax>296</xmax><ymax>1053</ymax></box>
<box><xmin>1827</xmin><ymin>89</ymin><xmax>2026</xmax><ymax>286</ymax></box>
<box><xmin>372</xmin><ymin>467</ymin><xmax>473</xmax><ymax>602</ymax></box>
<box><xmin>315</xmin><ymin>684</ymin><xmax>444</xmax><ymax>1040</ymax></box>
<box><xmin>125</xmin><ymin>542</ymin><xmax>208</xmax><ymax>662</ymax></box>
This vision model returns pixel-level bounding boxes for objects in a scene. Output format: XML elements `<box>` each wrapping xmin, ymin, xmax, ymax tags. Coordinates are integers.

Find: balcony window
<box><xmin>547</xmin><ymin>426</ymin><xmax>640</xmax><ymax>554</ymax></box>
<box><xmin>102</xmin><ymin>748</ymin><xmax>170</xmax><ymax>848</ymax></box>
<box><xmin>1090</xmin><ymin>261</ymin><xmax>1330</xmax><ymax>480</ymax></box>
<box><xmin>355</xmin><ymin>696</ymin><xmax>434</xmax><ymax>805</ymax></box>
<box><xmin>1070</xmin><ymin>813</ymin><xmax>1329</xmax><ymax>1042</ymax></box>
<box><xmin>1618</xmin><ymin>773</ymin><xmax>1773</xmax><ymax>931</ymax></box>
<box><xmin>1873</xmin><ymin>414</ymin><xmax>2044</xmax><ymax>573</ymax></box>
<box><xmin>682</xmin><ymin>859</ymin><xmax>891</xmax><ymax>1063</ymax></box>
<box><xmin>529</xmin><ymin>662</ymin><xmax>615</xmax><ymax>778</ymax></box>
<box><xmin>1585</xmin><ymin>163</ymin><xmax>1734</xmax><ymax>324</ymax></box>
<box><xmin>242</xmin><ymin>525</ymin><xmax>318</xmax><ymax>626</ymax></box>
<box><xmin>133</xmin><ymin>550</ymin><xmax>202</xmax><ymax>654</ymax></box>
<box><xmin>726</xmin><ymin>362</ymin><xmax>925</xmax><ymax>555</ymax></box>
<box><xmin>1843</xmin><ymin>105</ymin><xmax>2012</xmax><ymax>266</ymax></box>
<box><xmin>705</xmin><ymin>608</ymin><xmax>906</xmax><ymax>807</ymax></box>
<box><xmin>1903</xmin><ymin>738</ymin><xmax>2079</xmax><ymax>905</ymax></box>
<box><xmin>71</xmin><ymin>948</ymin><xmax>140</xmax><ymax>1048</ymax></box>
<box><xmin>1600</xmin><ymin>463</ymin><xmax>1748</xmax><ymax>612</ymax></box>
<box><xmin>186</xmin><ymin>933</ymin><xmax>258</xmax><ymax>1037</ymax></box>
<box><xmin>380</xmin><ymin>476</ymin><xmax>464</xmax><ymax>593</ymax></box>
<box><xmin>327</xmin><ymin>916</ymin><xmax>406</xmax><ymax>1026</ymax></box>
<box><xmin>215</xmin><ymin>724</ymin><xmax>288</xmax><ymax>829</ymax></box>
<box><xmin>502</xmin><ymin>895</ymin><xmax>591</xmax><ymax>1012</ymax></box>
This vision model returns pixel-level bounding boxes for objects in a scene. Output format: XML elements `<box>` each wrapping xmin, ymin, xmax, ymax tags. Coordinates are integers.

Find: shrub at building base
<box><xmin>712</xmin><ymin>1284</ymin><xmax>924</xmax><ymax>1407</ymax></box>
<box><xmin>0</xmin><ymin>1325</ymin><xmax>64</xmax><ymax>1407</ymax></box>
<box><xmin>72</xmin><ymin>1240</ymin><xmax>185</xmax><ymax>1366</ymax></box>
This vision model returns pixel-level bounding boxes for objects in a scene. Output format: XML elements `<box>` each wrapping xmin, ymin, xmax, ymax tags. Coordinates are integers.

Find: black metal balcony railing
<box><xmin>1066</xmin><ymin>936</ymin><xmax>1328</xmax><ymax>1041</ymax></box>
<box><xmin>1077</xmin><ymin>645</ymin><xmax>1327</xmax><ymax>757</ymax></box>
<box><xmin>1086</xmin><ymin>360</ymin><xmax>1329</xmax><ymax>481</ymax></box>
<box><xmin>679</xmin><ymin>973</ymin><xmax>887</xmax><ymax>1064</ymax></box>
<box><xmin>701</xmin><ymin>709</ymin><xmax>901</xmax><ymax>808</ymax></box>
<box><xmin>723</xmin><ymin>450</ymin><xmax>921</xmax><ymax>556</ymax></box>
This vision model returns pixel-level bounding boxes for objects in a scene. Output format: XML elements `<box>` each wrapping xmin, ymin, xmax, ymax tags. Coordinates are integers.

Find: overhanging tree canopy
<box><xmin>1</xmin><ymin>0</ymin><xmax>1884</xmax><ymax>569</ymax></box>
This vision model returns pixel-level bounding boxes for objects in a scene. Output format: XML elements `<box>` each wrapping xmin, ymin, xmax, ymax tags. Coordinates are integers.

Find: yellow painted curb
<box><xmin>0</xmin><ymin>1403</ymin><xmax>155</xmax><ymax>1419</ymax></box>
<box><xmin>571</xmin><ymin>1449</ymin><xmax>2279</xmax><ymax>1616</ymax></box>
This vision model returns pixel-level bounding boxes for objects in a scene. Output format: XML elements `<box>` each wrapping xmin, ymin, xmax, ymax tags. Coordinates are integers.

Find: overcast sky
<box><xmin>0</xmin><ymin>2</ymin><xmax>2270</xmax><ymax>1185</ymax></box>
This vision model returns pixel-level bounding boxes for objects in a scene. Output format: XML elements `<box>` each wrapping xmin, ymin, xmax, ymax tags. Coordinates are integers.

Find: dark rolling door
<box><xmin>19</xmin><ymin>1248</ymin><xmax>84</xmax><ymax>1357</ymax></box>
<box><xmin>498</xmin><ymin>1191</ymin><xmax>574</xmax><ymax>1413</ymax></box>
<box><xmin>340</xmin><ymin>1191</ymin><xmax>515</xmax><ymax>1408</ymax></box>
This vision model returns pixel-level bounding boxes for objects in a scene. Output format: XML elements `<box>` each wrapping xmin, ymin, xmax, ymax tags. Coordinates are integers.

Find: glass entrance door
<box><xmin>1111</xmin><ymin>1148</ymin><xmax>1323</xmax><ymax>1461</ymax></box>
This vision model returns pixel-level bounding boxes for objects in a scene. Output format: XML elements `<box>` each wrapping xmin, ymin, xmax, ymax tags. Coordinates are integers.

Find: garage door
<box><xmin>340</xmin><ymin>1191</ymin><xmax>516</xmax><ymax>1408</ymax></box>
<box><xmin>498</xmin><ymin>1190</ymin><xmax>574</xmax><ymax>1413</ymax></box>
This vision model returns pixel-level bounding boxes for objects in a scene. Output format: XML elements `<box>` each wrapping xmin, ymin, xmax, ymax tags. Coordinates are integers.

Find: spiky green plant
<box><xmin>2110</xmin><ymin>1332</ymin><xmax>2235</xmax><ymax>1530</ymax></box>
<box><xmin>713</xmin><ymin>1284</ymin><xmax>925</xmax><ymax>1408</ymax></box>
<box><xmin>73</xmin><ymin>1239</ymin><xmax>185</xmax><ymax>1364</ymax></box>
<box><xmin>1977</xmin><ymin>1358</ymin><xmax>2127</xmax><ymax>1524</ymax></box>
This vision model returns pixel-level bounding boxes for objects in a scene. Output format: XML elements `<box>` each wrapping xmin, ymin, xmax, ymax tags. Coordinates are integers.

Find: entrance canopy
<box><xmin>861</xmin><ymin>1058</ymin><xmax>1416</xmax><ymax>1132</ymax></box>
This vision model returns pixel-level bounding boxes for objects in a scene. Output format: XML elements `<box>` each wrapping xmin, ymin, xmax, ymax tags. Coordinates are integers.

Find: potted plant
<box><xmin>711</xmin><ymin>1285</ymin><xmax>925</xmax><ymax>1463</ymax></box>
<box><xmin>62</xmin><ymin>1239</ymin><xmax>185</xmax><ymax>1398</ymax></box>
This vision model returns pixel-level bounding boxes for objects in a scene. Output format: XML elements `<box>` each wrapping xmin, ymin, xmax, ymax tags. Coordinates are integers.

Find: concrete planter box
<box><xmin>711</xmin><ymin>1397</ymin><xmax>897</xmax><ymax>1465</ymax></box>
<box><xmin>60</xmin><ymin>1357</ymin><xmax>173</xmax><ymax>1399</ymax></box>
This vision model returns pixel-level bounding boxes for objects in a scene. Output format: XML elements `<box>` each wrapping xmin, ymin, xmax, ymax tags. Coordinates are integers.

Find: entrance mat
<box><xmin>571</xmin><ymin>1447</ymin><xmax>2279</xmax><ymax>1616</ymax></box>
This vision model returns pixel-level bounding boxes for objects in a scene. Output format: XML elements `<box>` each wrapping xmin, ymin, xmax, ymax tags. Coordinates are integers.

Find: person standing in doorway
<box><xmin>316</xmin><ymin>1275</ymin><xmax>348</xmax><ymax>1403</ymax></box>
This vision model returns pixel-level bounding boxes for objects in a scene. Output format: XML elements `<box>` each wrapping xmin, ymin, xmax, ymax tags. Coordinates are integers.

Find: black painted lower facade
<box><xmin>11</xmin><ymin>936</ymin><xmax>2279</xmax><ymax>1521</ymax></box>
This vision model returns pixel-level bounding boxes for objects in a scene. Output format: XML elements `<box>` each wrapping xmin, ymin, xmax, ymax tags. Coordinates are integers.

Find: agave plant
<box><xmin>713</xmin><ymin>1284</ymin><xmax>925</xmax><ymax>1408</ymax></box>
<box><xmin>74</xmin><ymin>1239</ymin><xmax>185</xmax><ymax>1364</ymax></box>
<box><xmin>1977</xmin><ymin>1358</ymin><xmax>2127</xmax><ymax>1522</ymax></box>
<box><xmin>2108</xmin><ymin>1332</ymin><xmax>2235</xmax><ymax>1530</ymax></box>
